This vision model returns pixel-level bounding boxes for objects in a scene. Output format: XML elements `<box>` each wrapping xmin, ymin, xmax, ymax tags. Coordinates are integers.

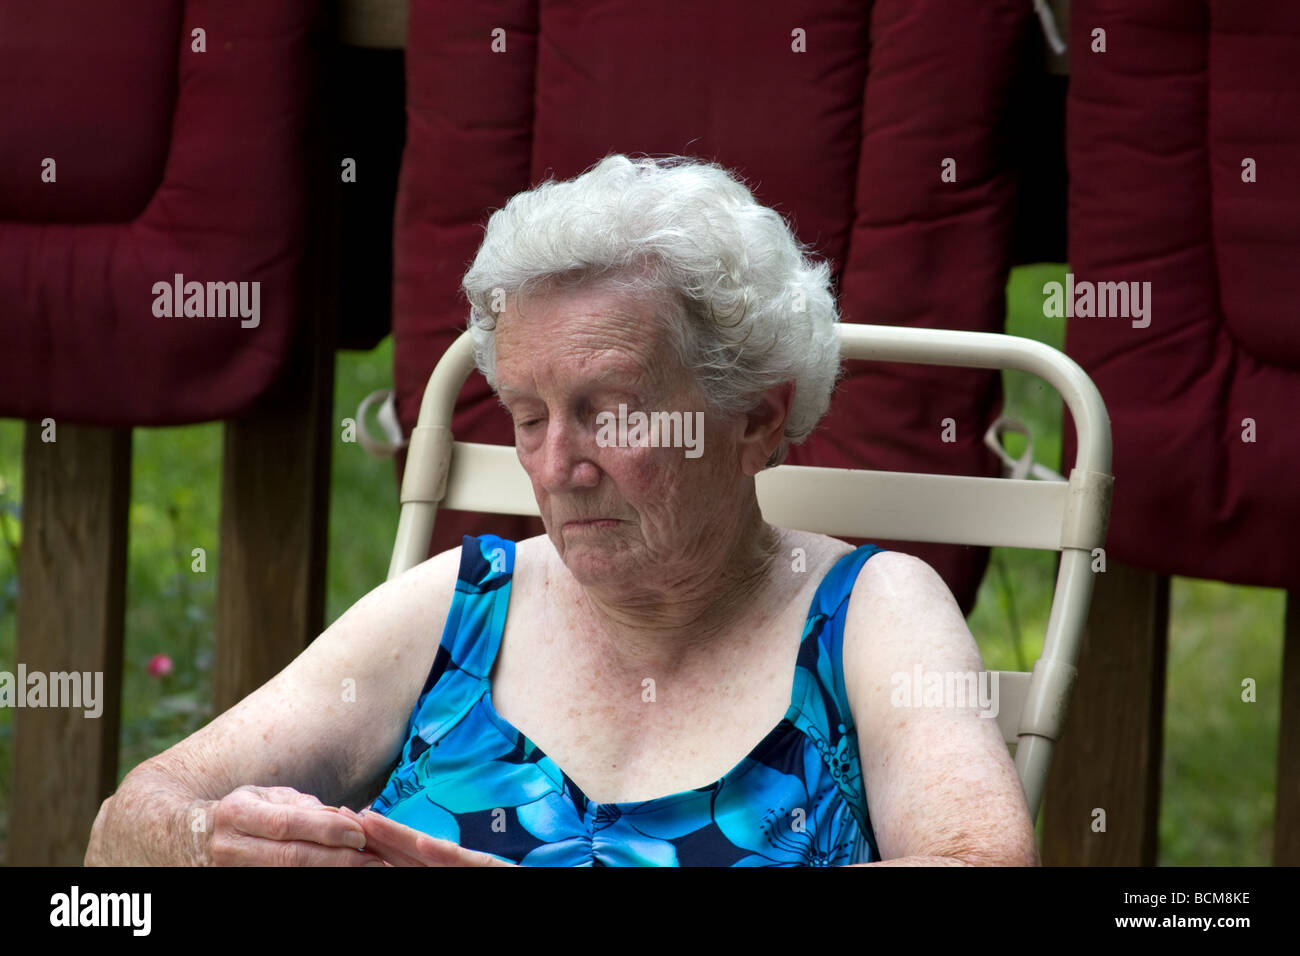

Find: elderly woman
<box><xmin>86</xmin><ymin>154</ymin><xmax>1038</xmax><ymax>867</ymax></box>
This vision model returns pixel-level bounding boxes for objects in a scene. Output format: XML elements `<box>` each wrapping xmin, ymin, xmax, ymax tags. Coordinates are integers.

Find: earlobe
<box><xmin>741</xmin><ymin>382</ymin><xmax>793</xmax><ymax>475</ymax></box>
<box><xmin>743</xmin><ymin>395</ymin><xmax>790</xmax><ymax>476</ymax></box>
<box><xmin>741</xmin><ymin>442</ymin><xmax>776</xmax><ymax>478</ymax></box>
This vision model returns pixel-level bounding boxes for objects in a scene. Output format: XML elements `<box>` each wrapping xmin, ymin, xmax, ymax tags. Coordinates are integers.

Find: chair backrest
<box><xmin>389</xmin><ymin>324</ymin><xmax>1113</xmax><ymax>821</ymax></box>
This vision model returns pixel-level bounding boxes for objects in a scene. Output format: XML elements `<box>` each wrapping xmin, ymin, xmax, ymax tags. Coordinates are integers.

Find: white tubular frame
<box><xmin>389</xmin><ymin>324</ymin><xmax>1113</xmax><ymax>822</ymax></box>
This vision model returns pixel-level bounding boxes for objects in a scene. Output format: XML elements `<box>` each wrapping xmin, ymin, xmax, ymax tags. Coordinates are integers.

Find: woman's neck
<box><xmin>550</xmin><ymin>504</ymin><xmax>788</xmax><ymax>677</ymax></box>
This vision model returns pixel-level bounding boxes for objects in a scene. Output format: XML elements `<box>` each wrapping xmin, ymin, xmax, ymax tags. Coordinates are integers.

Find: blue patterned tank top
<box><xmin>371</xmin><ymin>534</ymin><xmax>887</xmax><ymax>866</ymax></box>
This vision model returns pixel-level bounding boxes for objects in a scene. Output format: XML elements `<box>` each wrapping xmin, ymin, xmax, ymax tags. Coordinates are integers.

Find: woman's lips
<box><xmin>563</xmin><ymin>519</ymin><xmax>620</xmax><ymax>530</ymax></box>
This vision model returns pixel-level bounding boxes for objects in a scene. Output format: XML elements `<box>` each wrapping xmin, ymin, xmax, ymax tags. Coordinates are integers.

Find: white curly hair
<box><xmin>461</xmin><ymin>153</ymin><xmax>842</xmax><ymax>465</ymax></box>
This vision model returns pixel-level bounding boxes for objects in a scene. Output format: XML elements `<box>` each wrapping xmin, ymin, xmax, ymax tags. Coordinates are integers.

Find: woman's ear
<box><xmin>740</xmin><ymin>381</ymin><xmax>794</xmax><ymax>477</ymax></box>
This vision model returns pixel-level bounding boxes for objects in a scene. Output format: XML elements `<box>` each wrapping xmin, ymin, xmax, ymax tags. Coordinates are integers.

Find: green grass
<box><xmin>0</xmin><ymin>268</ymin><xmax>1287</xmax><ymax>864</ymax></box>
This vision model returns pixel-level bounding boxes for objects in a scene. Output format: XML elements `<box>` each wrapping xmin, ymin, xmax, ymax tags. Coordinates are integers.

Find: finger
<box><xmin>355</xmin><ymin>818</ymin><xmax>430</xmax><ymax>867</ymax></box>
<box><xmin>367</xmin><ymin>845</ymin><xmax>424</xmax><ymax>867</ymax></box>
<box><xmin>356</xmin><ymin>809</ymin><xmax>424</xmax><ymax>847</ymax></box>
<box><xmin>255</xmin><ymin>786</ymin><xmax>327</xmax><ymax>810</ymax></box>
<box><xmin>355</xmin><ymin>813</ymin><xmax>473</xmax><ymax>868</ymax></box>
<box><xmin>214</xmin><ymin>834</ymin><xmax>387</xmax><ymax>867</ymax></box>
<box><xmin>413</xmin><ymin>834</ymin><xmax>516</xmax><ymax>867</ymax></box>
<box><xmin>357</xmin><ymin>812</ymin><xmax>515</xmax><ymax>867</ymax></box>
<box><xmin>228</xmin><ymin>798</ymin><xmax>367</xmax><ymax>850</ymax></box>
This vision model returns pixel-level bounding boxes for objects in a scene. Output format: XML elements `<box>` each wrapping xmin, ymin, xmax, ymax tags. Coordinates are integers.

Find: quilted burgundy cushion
<box><xmin>1063</xmin><ymin>0</ymin><xmax>1300</xmax><ymax>589</ymax></box>
<box><xmin>0</xmin><ymin>2</ymin><xmax>178</xmax><ymax>223</ymax></box>
<box><xmin>0</xmin><ymin>0</ymin><xmax>321</xmax><ymax>426</ymax></box>
<box><xmin>394</xmin><ymin>0</ymin><xmax>1038</xmax><ymax>614</ymax></box>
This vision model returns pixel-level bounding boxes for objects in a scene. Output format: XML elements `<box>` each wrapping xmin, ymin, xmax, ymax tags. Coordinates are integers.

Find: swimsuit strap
<box><xmin>790</xmin><ymin>543</ymin><xmax>888</xmax><ymax>854</ymax></box>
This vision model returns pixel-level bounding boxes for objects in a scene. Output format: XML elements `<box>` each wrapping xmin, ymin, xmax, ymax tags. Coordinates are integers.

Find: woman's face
<box><xmin>494</xmin><ymin>283</ymin><xmax>758</xmax><ymax>593</ymax></box>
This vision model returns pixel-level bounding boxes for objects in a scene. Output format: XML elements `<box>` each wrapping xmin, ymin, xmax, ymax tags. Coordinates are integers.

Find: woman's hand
<box><xmin>206</xmin><ymin>785</ymin><xmax>385</xmax><ymax>866</ymax></box>
<box><xmin>346</xmin><ymin>807</ymin><xmax>518</xmax><ymax>866</ymax></box>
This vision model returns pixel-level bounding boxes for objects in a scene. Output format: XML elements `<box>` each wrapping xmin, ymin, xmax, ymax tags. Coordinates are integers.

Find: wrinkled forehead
<box><xmin>494</xmin><ymin>283</ymin><xmax>682</xmax><ymax>391</ymax></box>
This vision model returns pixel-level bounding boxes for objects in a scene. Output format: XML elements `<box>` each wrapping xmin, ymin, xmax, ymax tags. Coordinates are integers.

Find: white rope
<box><xmin>354</xmin><ymin>388</ymin><xmax>408</xmax><ymax>457</ymax></box>
<box><xmin>1033</xmin><ymin>0</ymin><xmax>1067</xmax><ymax>56</ymax></box>
<box><xmin>984</xmin><ymin>414</ymin><xmax>1065</xmax><ymax>482</ymax></box>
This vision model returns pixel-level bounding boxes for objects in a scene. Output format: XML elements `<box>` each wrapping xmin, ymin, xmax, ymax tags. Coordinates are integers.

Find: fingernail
<box><xmin>344</xmin><ymin>831</ymin><xmax>366</xmax><ymax>850</ymax></box>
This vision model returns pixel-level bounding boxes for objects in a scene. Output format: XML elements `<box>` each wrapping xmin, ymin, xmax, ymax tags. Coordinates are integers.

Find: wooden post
<box><xmin>213</xmin><ymin>307</ymin><xmax>335</xmax><ymax>715</ymax></box>
<box><xmin>1276</xmin><ymin>591</ymin><xmax>1300</xmax><ymax>864</ymax></box>
<box><xmin>9</xmin><ymin>423</ymin><xmax>130</xmax><ymax>865</ymax></box>
<box><xmin>212</xmin><ymin>88</ymin><xmax>338</xmax><ymax>713</ymax></box>
<box><xmin>1042</xmin><ymin>559</ymin><xmax>1169</xmax><ymax>865</ymax></box>
<box><xmin>211</xmin><ymin>23</ymin><xmax>341</xmax><ymax>716</ymax></box>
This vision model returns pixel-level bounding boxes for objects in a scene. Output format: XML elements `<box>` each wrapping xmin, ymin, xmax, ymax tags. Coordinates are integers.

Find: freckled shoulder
<box><xmin>513</xmin><ymin>534</ymin><xmax>558</xmax><ymax>590</ymax></box>
<box><xmin>775</xmin><ymin>527</ymin><xmax>855</xmax><ymax>579</ymax></box>
<box><xmin>840</xmin><ymin>551</ymin><xmax>952</xmax><ymax>710</ymax></box>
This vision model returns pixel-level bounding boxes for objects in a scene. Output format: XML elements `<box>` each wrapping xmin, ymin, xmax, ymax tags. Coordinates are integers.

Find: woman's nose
<box><xmin>536</xmin><ymin>416</ymin><xmax>600</xmax><ymax>490</ymax></box>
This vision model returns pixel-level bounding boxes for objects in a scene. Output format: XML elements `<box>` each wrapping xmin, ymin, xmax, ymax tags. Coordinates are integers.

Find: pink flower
<box><xmin>148</xmin><ymin>654</ymin><xmax>173</xmax><ymax>678</ymax></box>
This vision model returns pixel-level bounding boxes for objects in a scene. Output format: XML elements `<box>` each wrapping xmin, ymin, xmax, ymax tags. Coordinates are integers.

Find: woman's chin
<box><xmin>554</xmin><ymin>534</ymin><xmax>636</xmax><ymax>585</ymax></box>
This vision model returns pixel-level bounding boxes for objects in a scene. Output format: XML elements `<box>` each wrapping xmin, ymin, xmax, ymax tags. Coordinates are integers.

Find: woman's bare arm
<box><xmin>843</xmin><ymin>552</ymin><xmax>1040</xmax><ymax>867</ymax></box>
<box><xmin>84</xmin><ymin>546</ymin><xmax>462</xmax><ymax>865</ymax></box>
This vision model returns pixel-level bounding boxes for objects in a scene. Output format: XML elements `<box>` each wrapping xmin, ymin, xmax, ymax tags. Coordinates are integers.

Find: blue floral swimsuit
<box><xmin>371</xmin><ymin>534</ymin><xmax>887</xmax><ymax>866</ymax></box>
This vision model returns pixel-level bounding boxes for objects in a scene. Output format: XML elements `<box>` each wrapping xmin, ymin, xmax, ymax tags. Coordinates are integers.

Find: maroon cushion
<box><xmin>0</xmin><ymin>0</ymin><xmax>321</xmax><ymax>426</ymax></box>
<box><xmin>1063</xmin><ymin>0</ymin><xmax>1300</xmax><ymax>589</ymax></box>
<box><xmin>395</xmin><ymin>0</ymin><xmax>1036</xmax><ymax>612</ymax></box>
<box><xmin>0</xmin><ymin>2</ymin><xmax>179</xmax><ymax>223</ymax></box>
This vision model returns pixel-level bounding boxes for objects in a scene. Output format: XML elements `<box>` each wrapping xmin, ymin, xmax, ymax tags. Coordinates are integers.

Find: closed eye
<box><xmin>497</xmin><ymin>397</ymin><xmax>540</xmax><ymax>428</ymax></box>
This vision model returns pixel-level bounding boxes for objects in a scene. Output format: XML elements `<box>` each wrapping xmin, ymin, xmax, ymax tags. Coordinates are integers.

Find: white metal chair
<box><xmin>388</xmin><ymin>324</ymin><xmax>1114</xmax><ymax>822</ymax></box>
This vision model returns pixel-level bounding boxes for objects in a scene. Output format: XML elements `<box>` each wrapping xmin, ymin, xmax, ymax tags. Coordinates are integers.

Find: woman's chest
<box><xmin>489</xmin><ymin>619</ymin><xmax>803</xmax><ymax>805</ymax></box>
